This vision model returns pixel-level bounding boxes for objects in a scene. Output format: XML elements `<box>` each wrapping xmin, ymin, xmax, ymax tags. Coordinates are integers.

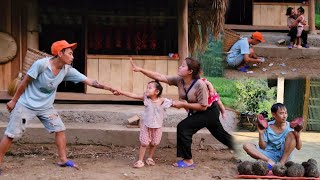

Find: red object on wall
<box><xmin>105</xmin><ymin>27</ymin><xmax>112</xmax><ymax>49</ymax></box>
<box><xmin>149</xmin><ymin>29</ymin><xmax>157</xmax><ymax>50</ymax></box>
<box><xmin>115</xmin><ymin>28</ymin><xmax>122</xmax><ymax>48</ymax></box>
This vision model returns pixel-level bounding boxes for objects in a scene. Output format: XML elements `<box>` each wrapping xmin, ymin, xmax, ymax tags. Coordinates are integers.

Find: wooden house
<box><xmin>225</xmin><ymin>0</ymin><xmax>316</xmax><ymax>32</ymax></box>
<box><xmin>0</xmin><ymin>0</ymin><xmax>193</xmax><ymax>101</ymax></box>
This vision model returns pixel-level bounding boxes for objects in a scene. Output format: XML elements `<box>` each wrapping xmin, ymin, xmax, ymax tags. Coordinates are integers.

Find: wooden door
<box><xmin>225</xmin><ymin>0</ymin><xmax>253</xmax><ymax>25</ymax></box>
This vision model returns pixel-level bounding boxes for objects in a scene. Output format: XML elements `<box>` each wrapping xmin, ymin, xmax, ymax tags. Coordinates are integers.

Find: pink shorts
<box><xmin>139</xmin><ymin>124</ymin><xmax>162</xmax><ymax>146</ymax></box>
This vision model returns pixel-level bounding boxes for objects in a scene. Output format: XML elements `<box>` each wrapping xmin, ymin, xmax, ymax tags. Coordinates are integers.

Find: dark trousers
<box><xmin>176</xmin><ymin>103</ymin><xmax>234</xmax><ymax>159</ymax></box>
<box><xmin>288</xmin><ymin>27</ymin><xmax>308</xmax><ymax>44</ymax></box>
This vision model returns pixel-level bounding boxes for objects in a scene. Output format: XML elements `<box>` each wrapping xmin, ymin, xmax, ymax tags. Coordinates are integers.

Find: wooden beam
<box><xmin>309</xmin><ymin>0</ymin><xmax>317</xmax><ymax>34</ymax></box>
<box><xmin>225</xmin><ymin>24</ymin><xmax>310</xmax><ymax>31</ymax></box>
<box><xmin>277</xmin><ymin>76</ymin><xmax>285</xmax><ymax>103</ymax></box>
<box><xmin>27</xmin><ymin>0</ymin><xmax>39</xmax><ymax>49</ymax></box>
<box><xmin>178</xmin><ymin>0</ymin><xmax>188</xmax><ymax>65</ymax></box>
<box><xmin>302</xmin><ymin>77</ymin><xmax>311</xmax><ymax>131</ymax></box>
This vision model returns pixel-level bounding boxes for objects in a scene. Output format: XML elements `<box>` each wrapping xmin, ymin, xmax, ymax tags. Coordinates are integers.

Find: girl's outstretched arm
<box><xmin>117</xmin><ymin>89</ymin><xmax>144</xmax><ymax>100</ymax></box>
<box><xmin>130</xmin><ymin>58</ymin><xmax>169</xmax><ymax>84</ymax></box>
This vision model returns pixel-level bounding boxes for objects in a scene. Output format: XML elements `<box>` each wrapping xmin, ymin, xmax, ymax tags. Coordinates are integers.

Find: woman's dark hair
<box><xmin>271</xmin><ymin>103</ymin><xmax>286</xmax><ymax>113</ymax></box>
<box><xmin>286</xmin><ymin>7</ymin><xmax>293</xmax><ymax>16</ymax></box>
<box><xmin>298</xmin><ymin>6</ymin><xmax>304</xmax><ymax>14</ymax></box>
<box><xmin>148</xmin><ymin>80</ymin><xmax>163</xmax><ymax>97</ymax></box>
<box><xmin>185</xmin><ymin>57</ymin><xmax>201</xmax><ymax>79</ymax></box>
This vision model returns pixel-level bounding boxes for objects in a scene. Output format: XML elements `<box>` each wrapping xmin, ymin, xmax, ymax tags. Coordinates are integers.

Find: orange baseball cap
<box><xmin>51</xmin><ymin>40</ymin><xmax>77</xmax><ymax>56</ymax></box>
<box><xmin>251</xmin><ymin>32</ymin><xmax>265</xmax><ymax>42</ymax></box>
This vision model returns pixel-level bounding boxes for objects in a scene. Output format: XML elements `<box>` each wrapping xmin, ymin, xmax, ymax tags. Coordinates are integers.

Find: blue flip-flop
<box><xmin>57</xmin><ymin>160</ymin><xmax>78</xmax><ymax>169</ymax></box>
<box><xmin>268</xmin><ymin>163</ymin><xmax>273</xmax><ymax>170</ymax></box>
<box><xmin>238</xmin><ymin>67</ymin><xmax>248</xmax><ymax>72</ymax></box>
<box><xmin>175</xmin><ymin>160</ymin><xmax>195</xmax><ymax>168</ymax></box>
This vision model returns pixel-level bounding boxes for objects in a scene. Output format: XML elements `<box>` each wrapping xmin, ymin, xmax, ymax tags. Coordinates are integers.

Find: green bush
<box><xmin>205</xmin><ymin>77</ymin><xmax>237</xmax><ymax>108</ymax></box>
<box><xmin>234</xmin><ymin>78</ymin><xmax>277</xmax><ymax>115</ymax></box>
<box><xmin>196</xmin><ymin>38</ymin><xmax>224</xmax><ymax>77</ymax></box>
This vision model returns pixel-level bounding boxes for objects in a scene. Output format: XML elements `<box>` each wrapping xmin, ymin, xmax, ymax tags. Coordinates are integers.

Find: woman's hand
<box><xmin>130</xmin><ymin>58</ymin><xmax>142</xmax><ymax>72</ymax></box>
<box><xmin>172</xmin><ymin>100</ymin><xmax>186</xmax><ymax>109</ymax></box>
<box><xmin>6</xmin><ymin>100</ymin><xmax>17</xmax><ymax>112</ymax></box>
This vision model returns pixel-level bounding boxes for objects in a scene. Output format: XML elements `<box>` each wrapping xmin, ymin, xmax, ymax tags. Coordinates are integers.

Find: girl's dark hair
<box><xmin>185</xmin><ymin>57</ymin><xmax>201</xmax><ymax>79</ymax></box>
<box><xmin>298</xmin><ymin>6</ymin><xmax>304</xmax><ymax>14</ymax></box>
<box><xmin>271</xmin><ymin>103</ymin><xmax>286</xmax><ymax>113</ymax></box>
<box><xmin>286</xmin><ymin>7</ymin><xmax>293</xmax><ymax>16</ymax></box>
<box><xmin>148</xmin><ymin>80</ymin><xmax>163</xmax><ymax>97</ymax></box>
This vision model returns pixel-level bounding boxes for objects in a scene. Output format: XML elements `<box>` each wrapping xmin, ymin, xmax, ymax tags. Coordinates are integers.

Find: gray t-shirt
<box><xmin>166</xmin><ymin>76</ymin><xmax>208</xmax><ymax>108</ymax></box>
<box><xmin>18</xmin><ymin>57</ymin><xmax>87</xmax><ymax>110</ymax></box>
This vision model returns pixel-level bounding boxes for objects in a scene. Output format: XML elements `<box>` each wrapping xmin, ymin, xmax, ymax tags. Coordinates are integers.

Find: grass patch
<box><xmin>316</xmin><ymin>13</ymin><xmax>320</xmax><ymax>29</ymax></box>
<box><xmin>204</xmin><ymin>77</ymin><xmax>237</xmax><ymax>109</ymax></box>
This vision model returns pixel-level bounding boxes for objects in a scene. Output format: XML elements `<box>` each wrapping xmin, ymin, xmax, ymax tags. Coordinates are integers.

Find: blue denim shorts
<box><xmin>227</xmin><ymin>54</ymin><xmax>244</xmax><ymax>67</ymax></box>
<box><xmin>257</xmin><ymin>145</ymin><xmax>294</xmax><ymax>163</ymax></box>
<box><xmin>5</xmin><ymin>102</ymin><xmax>66</xmax><ymax>139</ymax></box>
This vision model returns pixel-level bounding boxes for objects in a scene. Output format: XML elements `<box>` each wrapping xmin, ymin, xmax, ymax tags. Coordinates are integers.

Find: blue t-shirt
<box><xmin>263</xmin><ymin>120</ymin><xmax>293</xmax><ymax>152</ymax></box>
<box><xmin>18</xmin><ymin>57</ymin><xmax>87</xmax><ymax>110</ymax></box>
<box><xmin>226</xmin><ymin>37</ymin><xmax>250</xmax><ymax>64</ymax></box>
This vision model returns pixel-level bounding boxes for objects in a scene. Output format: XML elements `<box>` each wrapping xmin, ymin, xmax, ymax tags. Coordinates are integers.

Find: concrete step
<box><xmin>239</xmin><ymin>32</ymin><xmax>320</xmax><ymax>47</ymax></box>
<box><xmin>228</xmin><ymin>32</ymin><xmax>320</xmax><ymax>58</ymax></box>
<box><xmin>0</xmin><ymin>123</ymin><xmax>230</xmax><ymax>150</ymax></box>
<box><xmin>0</xmin><ymin>104</ymin><xmax>237</xmax><ymax>132</ymax></box>
<box><xmin>0</xmin><ymin>103</ymin><xmax>237</xmax><ymax>150</ymax></box>
<box><xmin>254</xmin><ymin>44</ymin><xmax>320</xmax><ymax>58</ymax></box>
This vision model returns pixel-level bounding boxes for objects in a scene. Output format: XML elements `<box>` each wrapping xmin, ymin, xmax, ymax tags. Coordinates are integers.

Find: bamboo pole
<box><xmin>302</xmin><ymin>76</ymin><xmax>311</xmax><ymax>131</ymax></box>
<box><xmin>178</xmin><ymin>0</ymin><xmax>188</xmax><ymax>65</ymax></box>
<box><xmin>277</xmin><ymin>76</ymin><xmax>285</xmax><ymax>103</ymax></box>
<box><xmin>27</xmin><ymin>0</ymin><xmax>39</xmax><ymax>49</ymax></box>
<box><xmin>309</xmin><ymin>0</ymin><xmax>317</xmax><ymax>34</ymax></box>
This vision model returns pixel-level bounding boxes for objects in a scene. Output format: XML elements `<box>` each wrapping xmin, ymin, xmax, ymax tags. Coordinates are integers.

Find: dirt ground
<box><xmin>0</xmin><ymin>144</ymin><xmax>237</xmax><ymax>180</ymax></box>
<box><xmin>224</xmin><ymin>57</ymin><xmax>320</xmax><ymax>79</ymax></box>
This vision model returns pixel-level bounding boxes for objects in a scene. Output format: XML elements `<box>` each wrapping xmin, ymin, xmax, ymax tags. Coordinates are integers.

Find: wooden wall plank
<box><xmin>110</xmin><ymin>59</ymin><xmax>122</xmax><ymax>91</ymax></box>
<box><xmin>121</xmin><ymin>59</ymin><xmax>133</xmax><ymax>93</ymax></box>
<box><xmin>98</xmin><ymin>58</ymin><xmax>111</xmax><ymax>94</ymax></box>
<box><xmin>143</xmin><ymin>60</ymin><xmax>156</xmax><ymax>91</ymax></box>
<box><xmin>167</xmin><ymin>60</ymin><xmax>179</xmax><ymax>95</ymax></box>
<box><xmin>132</xmin><ymin>60</ymin><xmax>145</xmax><ymax>94</ymax></box>
<box><xmin>86</xmin><ymin>58</ymin><xmax>99</xmax><ymax>93</ymax></box>
<box><xmin>253</xmin><ymin>4</ymin><xmax>261</xmax><ymax>26</ymax></box>
<box><xmin>156</xmin><ymin>60</ymin><xmax>168</xmax><ymax>95</ymax></box>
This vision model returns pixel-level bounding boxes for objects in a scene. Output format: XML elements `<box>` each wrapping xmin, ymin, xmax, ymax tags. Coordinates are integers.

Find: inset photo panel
<box><xmin>233</xmin><ymin>77</ymin><xmax>320</xmax><ymax>178</ymax></box>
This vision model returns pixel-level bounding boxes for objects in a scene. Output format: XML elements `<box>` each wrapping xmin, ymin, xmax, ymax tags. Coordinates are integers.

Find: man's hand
<box><xmin>130</xmin><ymin>58</ymin><xmax>142</xmax><ymax>72</ymax></box>
<box><xmin>257</xmin><ymin>122</ymin><xmax>267</xmax><ymax>134</ymax></box>
<box><xmin>6</xmin><ymin>100</ymin><xmax>17</xmax><ymax>112</ymax></box>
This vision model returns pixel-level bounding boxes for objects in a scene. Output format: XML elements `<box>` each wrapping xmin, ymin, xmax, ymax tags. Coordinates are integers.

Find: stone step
<box><xmin>254</xmin><ymin>44</ymin><xmax>320</xmax><ymax>58</ymax></box>
<box><xmin>239</xmin><ymin>32</ymin><xmax>320</xmax><ymax>47</ymax></box>
<box><xmin>0</xmin><ymin>123</ymin><xmax>229</xmax><ymax>150</ymax></box>
<box><xmin>0</xmin><ymin>104</ymin><xmax>237</xmax><ymax>132</ymax></box>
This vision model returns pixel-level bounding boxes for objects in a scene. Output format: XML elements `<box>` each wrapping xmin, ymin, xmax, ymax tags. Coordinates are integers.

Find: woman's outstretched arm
<box><xmin>130</xmin><ymin>58</ymin><xmax>169</xmax><ymax>84</ymax></box>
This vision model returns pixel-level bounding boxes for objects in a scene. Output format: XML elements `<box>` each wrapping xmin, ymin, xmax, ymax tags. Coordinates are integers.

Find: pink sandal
<box><xmin>133</xmin><ymin>160</ymin><xmax>145</xmax><ymax>168</ymax></box>
<box><xmin>145</xmin><ymin>158</ymin><xmax>156</xmax><ymax>166</ymax></box>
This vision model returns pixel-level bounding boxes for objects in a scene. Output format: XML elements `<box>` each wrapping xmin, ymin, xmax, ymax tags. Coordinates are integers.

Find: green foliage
<box><xmin>196</xmin><ymin>38</ymin><xmax>224</xmax><ymax>77</ymax></box>
<box><xmin>234</xmin><ymin>78</ymin><xmax>277</xmax><ymax>115</ymax></box>
<box><xmin>205</xmin><ymin>77</ymin><xmax>237</xmax><ymax>108</ymax></box>
<box><xmin>316</xmin><ymin>13</ymin><xmax>320</xmax><ymax>28</ymax></box>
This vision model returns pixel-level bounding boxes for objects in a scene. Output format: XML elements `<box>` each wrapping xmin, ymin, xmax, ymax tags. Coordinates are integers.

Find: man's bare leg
<box><xmin>243</xmin><ymin>143</ymin><xmax>275</xmax><ymax>165</ymax></box>
<box><xmin>0</xmin><ymin>136</ymin><xmax>13</xmax><ymax>165</ymax></box>
<box><xmin>279</xmin><ymin>132</ymin><xmax>296</xmax><ymax>165</ymax></box>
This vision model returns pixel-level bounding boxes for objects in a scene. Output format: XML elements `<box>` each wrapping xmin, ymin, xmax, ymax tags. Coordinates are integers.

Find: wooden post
<box><xmin>277</xmin><ymin>76</ymin><xmax>285</xmax><ymax>103</ymax></box>
<box><xmin>309</xmin><ymin>0</ymin><xmax>317</xmax><ymax>35</ymax></box>
<box><xmin>178</xmin><ymin>0</ymin><xmax>188</xmax><ymax>65</ymax></box>
<box><xmin>27</xmin><ymin>0</ymin><xmax>39</xmax><ymax>49</ymax></box>
<box><xmin>302</xmin><ymin>77</ymin><xmax>311</xmax><ymax>131</ymax></box>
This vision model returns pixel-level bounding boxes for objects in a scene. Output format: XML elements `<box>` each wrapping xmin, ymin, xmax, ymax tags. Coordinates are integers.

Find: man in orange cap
<box><xmin>226</xmin><ymin>31</ymin><xmax>266</xmax><ymax>72</ymax></box>
<box><xmin>1</xmin><ymin>40</ymin><xmax>116</xmax><ymax>171</ymax></box>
